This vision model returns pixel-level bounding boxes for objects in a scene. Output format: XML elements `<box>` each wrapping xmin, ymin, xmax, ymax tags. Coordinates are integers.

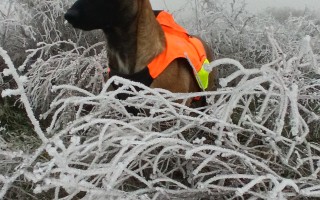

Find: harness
<box><xmin>109</xmin><ymin>11</ymin><xmax>210</xmax><ymax>102</ymax></box>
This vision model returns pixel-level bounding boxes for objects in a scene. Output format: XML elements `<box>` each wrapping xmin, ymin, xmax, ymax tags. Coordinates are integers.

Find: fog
<box><xmin>150</xmin><ymin>0</ymin><xmax>320</xmax><ymax>15</ymax></box>
<box><xmin>245</xmin><ymin>0</ymin><xmax>320</xmax><ymax>12</ymax></box>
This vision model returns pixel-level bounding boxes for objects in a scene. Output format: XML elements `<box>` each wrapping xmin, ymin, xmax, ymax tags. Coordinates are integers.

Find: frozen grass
<box><xmin>1</xmin><ymin>27</ymin><xmax>320</xmax><ymax>198</ymax></box>
<box><xmin>0</xmin><ymin>0</ymin><xmax>320</xmax><ymax>199</ymax></box>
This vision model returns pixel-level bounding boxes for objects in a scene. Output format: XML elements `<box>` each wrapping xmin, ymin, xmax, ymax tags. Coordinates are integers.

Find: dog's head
<box><xmin>64</xmin><ymin>0</ymin><xmax>138</xmax><ymax>31</ymax></box>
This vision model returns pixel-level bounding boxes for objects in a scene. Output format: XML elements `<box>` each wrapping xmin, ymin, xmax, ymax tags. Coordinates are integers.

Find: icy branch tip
<box><xmin>2</xmin><ymin>89</ymin><xmax>22</xmax><ymax>97</ymax></box>
<box><xmin>219</xmin><ymin>78</ymin><xmax>228</xmax><ymax>87</ymax></box>
<box><xmin>33</xmin><ymin>185</ymin><xmax>42</xmax><ymax>194</ymax></box>
<box><xmin>3</xmin><ymin>69</ymin><xmax>11</xmax><ymax>76</ymax></box>
<box><xmin>51</xmin><ymin>86</ymin><xmax>58</xmax><ymax>92</ymax></box>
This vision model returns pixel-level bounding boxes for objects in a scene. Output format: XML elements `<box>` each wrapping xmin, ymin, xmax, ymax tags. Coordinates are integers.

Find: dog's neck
<box><xmin>103</xmin><ymin>0</ymin><xmax>165</xmax><ymax>75</ymax></box>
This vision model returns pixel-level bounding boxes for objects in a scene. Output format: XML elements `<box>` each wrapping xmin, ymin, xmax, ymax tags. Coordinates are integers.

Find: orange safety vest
<box><xmin>148</xmin><ymin>11</ymin><xmax>209</xmax><ymax>89</ymax></box>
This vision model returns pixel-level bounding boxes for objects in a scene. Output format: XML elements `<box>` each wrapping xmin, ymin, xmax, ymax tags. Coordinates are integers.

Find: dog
<box><xmin>65</xmin><ymin>0</ymin><xmax>217</xmax><ymax>107</ymax></box>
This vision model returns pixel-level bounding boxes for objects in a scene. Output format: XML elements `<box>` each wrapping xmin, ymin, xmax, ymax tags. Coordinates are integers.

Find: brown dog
<box><xmin>65</xmin><ymin>0</ymin><xmax>217</xmax><ymax>106</ymax></box>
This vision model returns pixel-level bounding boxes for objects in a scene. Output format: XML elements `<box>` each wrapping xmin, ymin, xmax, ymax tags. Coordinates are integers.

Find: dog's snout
<box><xmin>64</xmin><ymin>10</ymin><xmax>80</xmax><ymax>23</ymax></box>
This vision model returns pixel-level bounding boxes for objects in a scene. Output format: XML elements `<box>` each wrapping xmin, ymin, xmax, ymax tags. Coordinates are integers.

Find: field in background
<box><xmin>0</xmin><ymin>0</ymin><xmax>320</xmax><ymax>199</ymax></box>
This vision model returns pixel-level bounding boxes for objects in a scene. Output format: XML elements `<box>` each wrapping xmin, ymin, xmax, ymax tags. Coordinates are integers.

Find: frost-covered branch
<box><xmin>0</xmin><ymin>47</ymin><xmax>46</xmax><ymax>142</ymax></box>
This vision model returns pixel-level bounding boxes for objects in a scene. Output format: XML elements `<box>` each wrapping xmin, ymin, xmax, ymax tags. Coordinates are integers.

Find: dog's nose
<box><xmin>64</xmin><ymin>10</ymin><xmax>79</xmax><ymax>23</ymax></box>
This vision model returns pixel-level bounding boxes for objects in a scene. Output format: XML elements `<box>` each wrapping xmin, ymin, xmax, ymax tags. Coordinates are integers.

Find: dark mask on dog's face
<box><xmin>64</xmin><ymin>0</ymin><xmax>138</xmax><ymax>31</ymax></box>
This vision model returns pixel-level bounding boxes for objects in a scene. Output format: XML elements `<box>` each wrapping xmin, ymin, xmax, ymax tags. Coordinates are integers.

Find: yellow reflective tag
<box><xmin>197</xmin><ymin>59</ymin><xmax>210</xmax><ymax>90</ymax></box>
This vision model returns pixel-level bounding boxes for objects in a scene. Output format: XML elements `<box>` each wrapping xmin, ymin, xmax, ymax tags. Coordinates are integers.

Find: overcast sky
<box><xmin>150</xmin><ymin>0</ymin><xmax>320</xmax><ymax>14</ymax></box>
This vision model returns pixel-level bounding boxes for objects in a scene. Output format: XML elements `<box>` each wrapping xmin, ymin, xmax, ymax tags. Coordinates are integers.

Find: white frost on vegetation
<box><xmin>1</xmin><ymin>29</ymin><xmax>320</xmax><ymax>198</ymax></box>
<box><xmin>0</xmin><ymin>0</ymin><xmax>320</xmax><ymax>199</ymax></box>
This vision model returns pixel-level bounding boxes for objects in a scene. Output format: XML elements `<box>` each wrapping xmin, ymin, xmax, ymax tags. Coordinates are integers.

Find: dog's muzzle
<box><xmin>64</xmin><ymin>10</ymin><xmax>80</xmax><ymax>26</ymax></box>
